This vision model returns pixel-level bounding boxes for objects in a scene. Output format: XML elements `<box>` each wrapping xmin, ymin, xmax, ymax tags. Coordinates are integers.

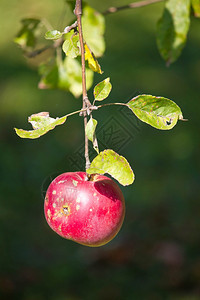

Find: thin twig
<box><xmin>63</xmin><ymin>103</ymin><xmax>127</xmax><ymax>119</ymax></box>
<box><xmin>74</xmin><ymin>0</ymin><xmax>91</xmax><ymax>170</ymax></box>
<box><xmin>24</xmin><ymin>45</ymin><xmax>52</xmax><ymax>58</ymax></box>
<box><xmin>103</xmin><ymin>0</ymin><xmax>164</xmax><ymax>15</ymax></box>
<box><xmin>65</xmin><ymin>107</ymin><xmax>88</xmax><ymax>118</ymax></box>
<box><xmin>24</xmin><ymin>38</ymin><xmax>63</xmax><ymax>58</ymax></box>
<box><xmin>96</xmin><ymin>103</ymin><xmax>128</xmax><ymax>108</ymax></box>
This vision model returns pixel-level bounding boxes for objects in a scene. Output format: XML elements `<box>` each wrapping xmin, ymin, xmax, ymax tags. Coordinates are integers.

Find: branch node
<box><xmin>64</xmin><ymin>21</ymin><xmax>78</xmax><ymax>34</ymax></box>
<box><xmin>84</xmin><ymin>96</ymin><xmax>91</xmax><ymax>107</ymax></box>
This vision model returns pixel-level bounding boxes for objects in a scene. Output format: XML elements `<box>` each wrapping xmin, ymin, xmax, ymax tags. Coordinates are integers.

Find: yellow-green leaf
<box><xmin>86</xmin><ymin>118</ymin><xmax>99</xmax><ymax>153</ymax></box>
<box><xmin>191</xmin><ymin>0</ymin><xmax>200</xmax><ymax>17</ymax></box>
<box><xmin>62</xmin><ymin>30</ymin><xmax>80</xmax><ymax>58</ymax></box>
<box><xmin>14</xmin><ymin>18</ymin><xmax>41</xmax><ymax>49</ymax></box>
<box><xmin>85</xmin><ymin>43</ymin><xmax>103</xmax><ymax>74</ymax></box>
<box><xmin>93</xmin><ymin>77</ymin><xmax>112</xmax><ymax>101</ymax></box>
<box><xmin>82</xmin><ymin>6</ymin><xmax>105</xmax><ymax>57</ymax></box>
<box><xmin>64</xmin><ymin>57</ymin><xmax>93</xmax><ymax>98</ymax></box>
<box><xmin>38</xmin><ymin>57</ymin><xmax>93</xmax><ymax>97</ymax></box>
<box><xmin>157</xmin><ymin>0</ymin><xmax>190</xmax><ymax>65</ymax></box>
<box><xmin>87</xmin><ymin>149</ymin><xmax>134</xmax><ymax>186</ymax></box>
<box><xmin>127</xmin><ymin>95</ymin><xmax>183</xmax><ymax>130</ymax></box>
<box><xmin>45</xmin><ymin>30</ymin><xmax>63</xmax><ymax>40</ymax></box>
<box><xmin>85</xmin><ymin>117</ymin><xmax>98</xmax><ymax>142</ymax></box>
<box><xmin>15</xmin><ymin>112</ymin><xmax>67</xmax><ymax>139</ymax></box>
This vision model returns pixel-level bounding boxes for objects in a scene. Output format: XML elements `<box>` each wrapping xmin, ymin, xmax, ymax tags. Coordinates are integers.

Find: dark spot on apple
<box><xmin>63</xmin><ymin>206</ymin><xmax>70</xmax><ymax>215</ymax></box>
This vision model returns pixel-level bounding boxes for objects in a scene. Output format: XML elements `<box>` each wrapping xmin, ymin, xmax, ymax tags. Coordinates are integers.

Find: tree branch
<box><xmin>74</xmin><ymin>0</ymin><xmax>91</xmax><ymax>170</ymax></box>
<box><xmin>103</xmin><ymin>0</ymin><xmax>164</xmax><ymax>15</ymax></box>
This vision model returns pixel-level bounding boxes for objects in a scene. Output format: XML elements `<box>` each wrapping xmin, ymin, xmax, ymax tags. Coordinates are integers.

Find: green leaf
<box><xmin>57</xmin><ymin>61</ymin><xmax>71</xmax><ymax>90</ymax></box>
<box><xmin>127</xmin><ymin>95</ymin><xmax>183</xmax><ymax>130</ymax></box>
<box><xmin>38</xmin><ymin>57</ymin><xmax>93</xmax><ymax>97</ymax></box>
<box><xmin>87</xmin><ymin>149</ymin><xmax>134</xmax><ymax>186</ymax></box>
<box><xmin>86</xmin><ymin>118</ymin><xmax>99</xmax><ymax>153</ymax></box>
<box><xmin>20</xmin><ymin>18</ymin><xmax>41</xmax><ymax>29</ymax></box>
<box><xmin>45</xmin><ymin>30</ymin><xmax>63</xmax><ymax>40</ymax></box>
<box><xmin>14</xmin><ymin>18</ymin><xmax>41</xmax><ymax>49</ymax></box>
<box><xmin>82</xmin><ymin>6</ymin><xmax>105</xmax><ymax>57</ymax></box>
<box><xmin>85</xmin><ymin>43</ymin><xmax>103</xmax><ymax>74</ymax></box>
<box><xmin>64</xmin><ymin>57</ymin><xmax>93</xmax><ymax>97</ymax></box>
<box><xmin>38</xmin><ymin>60</ymin><xmax>70</xmax><ymax>90</ymax></box>
<box><xmin>157</xmin><ymin>0</ymin><xmax>190</xmax><ymax>65</ymax></box>
<box><xmin>38</xmin><ymin>62</ymin><xmax>59</xmax><ymax>89</ymax></box>
<box><xmin>86</xmin><ymin>118</ymin><xmax>98</xmax><ymax>142</ymax></box>
<box><xmin>15</xmin><ymin>112</ymin><xmax>67</xmax><ymax>139</ymax></box>
<box><xmin>94</xmin><ymin>78</ymin><xmax>112</xmax><ymax>101</ymax></box>
<box><xmin>62</xmin><ymin>30</ymin><xmax>80</xmax><ymax>58</ymax></box>
<box><xmin>191</xmin><ymin>0</ymin><xmax>200</xmax><ymax>17</ymax></box>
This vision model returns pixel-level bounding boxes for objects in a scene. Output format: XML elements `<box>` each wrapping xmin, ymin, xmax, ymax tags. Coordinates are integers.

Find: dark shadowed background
<box><xmin>1</xmin><ymin>0</ymin><xmax>200</xmax><ymax>299</ymax></box>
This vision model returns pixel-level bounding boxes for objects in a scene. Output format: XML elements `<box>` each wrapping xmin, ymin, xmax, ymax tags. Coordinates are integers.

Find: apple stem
<box><xmin>74</xmin><ymin>0</ymin><xmax>91</xmax><ymax>170</ymax></box>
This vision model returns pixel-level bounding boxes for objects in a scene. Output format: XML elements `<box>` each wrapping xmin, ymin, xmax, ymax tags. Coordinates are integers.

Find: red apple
<box><xmin>44</xmin><ymin>172</ymin><xmax>125</xmax><ymax>247</ymax></box>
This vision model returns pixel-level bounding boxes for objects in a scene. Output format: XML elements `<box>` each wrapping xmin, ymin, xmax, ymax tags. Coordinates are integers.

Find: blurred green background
<box><xmin>1</xmin><ymin>0</ymin><xmax>200</xmax><ymax>299</ymax></box>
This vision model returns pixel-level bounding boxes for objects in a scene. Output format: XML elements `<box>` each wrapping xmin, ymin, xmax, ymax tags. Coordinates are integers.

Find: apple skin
<box><xmin>44</xmin><ymin>172</ymin><xmax>125</xmax><ymax>247</ymax></box>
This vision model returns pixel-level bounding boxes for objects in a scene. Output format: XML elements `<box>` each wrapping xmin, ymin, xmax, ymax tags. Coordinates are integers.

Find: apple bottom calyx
<box><xmin>44</xmin><ymin>171</ymin><xmax>125</xmax><ymax>247</ymax></box>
